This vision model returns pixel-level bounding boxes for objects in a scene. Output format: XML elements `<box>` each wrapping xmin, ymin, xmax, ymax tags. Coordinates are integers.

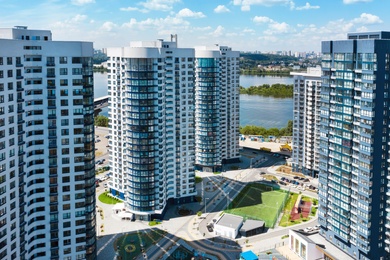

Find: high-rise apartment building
<box><xmin>106</xmin><ymin>37</ymin><xmax>239</xmax><ymax>220</ymax></box>
<box><xmin>0</xmin><ymin>26</ymin><xmax>96</xmax><ymax>260</ymax></box>
<box><xmin>318</xmin><ymin>32</ymin><xmax>390</xmax><ymax>259</ymax></box>
<box><xmin>291</xmin><ymin>67</ymin><xmax>321</xmax><ymax>177</ymax></box>
<box><xmin>194</xmin><ymin>46</ymin><xmax>240</xmax><ymax>172</ymax></box>
<box><xmin>106</xmin><ymin>36</ymin><xmax>197</xmax><ymax>220</ymax></box>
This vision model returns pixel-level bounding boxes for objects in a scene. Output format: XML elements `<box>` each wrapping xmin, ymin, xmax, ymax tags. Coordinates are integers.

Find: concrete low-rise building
<box><xmin>288</xmin><ymin>230</ymin><xmax>354</xmax><ymax>260</ymax></box>
<box><xmin>239</xmin><ymin>219</ymin><xmax>265</xmax><ymax>237</ymax></box>
<box><xmin>214</xmin><ymin>213</ymin><xmax>243</xmax><ymax>239</ymax></box>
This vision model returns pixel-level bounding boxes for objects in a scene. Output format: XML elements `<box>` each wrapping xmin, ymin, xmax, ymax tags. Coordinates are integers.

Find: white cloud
<box><xmin>343</xmin><ymin>0</ymin><xmax>372</xmax><ymax>4</ymax></box>
<box><xmin>233</xmin><ymin>0</ymin><xmax>292</xmax><ymax>11</ymax></box>
<box><xmin>253</xmin><ymin>16</ymin><xmax>274</xmax><ymax>24</ymax></box>
<box><xmin>177</xmin><ymin>8</ymin><xmax>205</xmax><ymax>18</ymax></box>
<box><xmin>241</xmin><ymin>5</ymin><xmax>251</xmax><ymax>11</ymax></box>
<box><xmin>100</xmin><ymin>21</ymin><xmax>117</xmax><ymax>32</ymax></box>
<box><xmin>253</xmin><ymin>16</ymin><xmax>291</xmax><ymax>35</ymax></box>
<box><xmin>214</xmin><ymin>5</ymin><xmax>230</xmax><ymax>13</ymax></box>
<box><xmin>120</xmin><ymin>6</ymin><xmax>149</xmax><ymax>13</ymax></box>
<box><xmin>139</xmin><ymin>0</ymin><xmax>181</xmax><ymax>12</ymax></box>
<box><xmin>295</xmin><ymin>2</ymin><xmax>320</xmax><ymax>10</ymax></box>
<box><xmin>267</xmin><ymin>22</ymin><xmax>290</xmax><ymax>34</ymax></box>
<box><xmin>243</xmin><ymin>28</ymin><xmax>256</xmax><ymax>34</ymax></box>
<box><xmin>193</xmin><ymin>26</ymin><xmax>212</xmax><ymax>31</ymax></box>
<box><xmin>71</xmin><ymin>0</ymin><xmax>95</xmax><ymax>5</ymax></box>
<box><xmin>211</xmin><ymin>25</ymin><xmax>225</xmax><ymax>37</ymax></box>
<box><xmin>352</xmin><ymin>13</ymin><xmax>383</xmax><ymax>25</ymax></box>
<box><xmin>122</xmin><ymin>16</ymin><xmax>189</xmax><ymax>30</ymax></box>
<box><xmin>71</xmin><ymin>14</ymin><xmax>87</xmax><ymax>23</ymax></box>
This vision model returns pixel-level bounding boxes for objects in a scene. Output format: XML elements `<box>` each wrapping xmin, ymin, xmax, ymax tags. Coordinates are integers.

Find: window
<box><xmin>62</xmin><ymin>148</ymin><xmax>69</xmax><ymax>154</ymax></box>
<box><xmin>72</xmin><ymin>68</ymin><xmax>82</xmax><ymax>75</ymax></box>
<box><xmin>61</xmin><ymin>110</ymin><xmax>69</xmax><ymax>116</ymax></box>
<box><xmin>7</xmin><ymin>57</ymin><xmax>12</xmax><ymax>65</ymax></box>
<box><xmin>72</xmin><ymin>57</ymin><xmax>82</xmax><ymax>64</ymax></box>
<box><xmin>59</xmin><ymin>57</ymin><xmax>67</xmax><ymax>64</ymax></box>
<box><xmin>7</xmin><ymin>70</ymin><xmax>13</xmax><ymax>78</ymax></box>
<box><xmin>60</xmin><ymin>79</ymin><xmax>68</xmax><ymax>86</ymax></box>
<box><xmin>61</xmin><ymin>100</ymin><xmax>68</xmax><ymax>106</ymax></box>
<box><xmin>61</xmin><ymin>129</ymin><xmax>69</xmax><ymax>136</ymax></box>
<box><xmin>61</xmin><ymin>119</ymin><xmax>69</xmax><ymax>126</ymax></box>
<box><xmin>61</xmin><ymin>138</ymin><xmax>69</xmax><ymax>145</ymax></box>
<box><xmin>62</xmin><ymin>167</ymin><xmax>70</xmax><ymax>174</ymax></box>
<box><xmin>62</xmin><ymin>158</ymin><xmax>70</xmax><ymax>164</ymax></box>
<box><xmin>60</xmin><ymin>68</ymin><xmax>68</xmax><ymax>75</ymax></box>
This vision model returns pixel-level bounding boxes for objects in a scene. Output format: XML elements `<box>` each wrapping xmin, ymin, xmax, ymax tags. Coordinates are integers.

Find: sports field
<box><xmin>225</xmin><ymin>183</ymin><xmax>288</xmax><ymax>227</ymax></box>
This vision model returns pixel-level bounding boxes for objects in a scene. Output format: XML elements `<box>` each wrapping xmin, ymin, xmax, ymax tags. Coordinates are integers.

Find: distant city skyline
<box><xmin>0</xmin><ymin>0</ymin><xmax>387</xmax><ymax>52</ymax></box>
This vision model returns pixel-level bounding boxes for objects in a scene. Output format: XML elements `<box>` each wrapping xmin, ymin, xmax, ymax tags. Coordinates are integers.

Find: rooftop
<box><xmin>291</xmin><ymin>230</ymin><xmax>354</xmax><ymax>260</ymax></box>
<box><xmin>240</xmin><ymin>219</ymin><xmax>265</xmax><ymax>231</ymax></box>
<box><xmin>215</xmin><ymin>213</ymin><xmax>243</xmax><ymax>229</ymax></box>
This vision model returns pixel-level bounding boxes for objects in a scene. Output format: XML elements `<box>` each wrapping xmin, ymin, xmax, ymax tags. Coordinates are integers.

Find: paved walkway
<box><xmin>96</xmin><ymin>148</ymin><xmax>319</xmax><ymax>259</ymax></box>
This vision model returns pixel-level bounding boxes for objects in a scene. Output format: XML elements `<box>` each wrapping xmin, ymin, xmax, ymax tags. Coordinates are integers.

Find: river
<box><xmin>94</xmin><ymin>73</ymin><xmax>294</xmax><ymax>129</ymax></box>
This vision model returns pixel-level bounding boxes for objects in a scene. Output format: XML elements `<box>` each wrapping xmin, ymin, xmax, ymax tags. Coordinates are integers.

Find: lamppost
<box><xmin>226</xmin><ymin>194</ymin><xmax>230</xmax><ymax>210</ymax></box>
<box><xmin>250</xmin><ymin>158</ymin><xmax>254</xmax><ymax>168</ymax></box>
<box><xmin>205</xmin><ymin>198</ymin><xmax>210</xmax><ymax>214</ymax></box>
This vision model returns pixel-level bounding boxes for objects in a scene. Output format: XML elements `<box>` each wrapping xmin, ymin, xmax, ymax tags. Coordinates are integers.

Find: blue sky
<box><xmin>0</xmin><ymin>0</ymin><xmax>388</xmax><ymax>52</ymax></box>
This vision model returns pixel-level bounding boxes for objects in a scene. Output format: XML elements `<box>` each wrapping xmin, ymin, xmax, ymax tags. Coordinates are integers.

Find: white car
<box><xmin>304</xmin><ymin>227</ymin><xmax>313</xmax><ymax>232</ymax></box>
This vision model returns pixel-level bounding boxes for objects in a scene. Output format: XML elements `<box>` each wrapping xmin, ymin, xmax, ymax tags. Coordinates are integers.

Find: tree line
<box><xmin>240</xmin><ymin>83</ymin><xmax>293</xmax><ymax>98</ymax></box>
<box><xmin>240</xmin><ymin>120</ymin><xmax>293</xmax><ymax>137</ymax></box>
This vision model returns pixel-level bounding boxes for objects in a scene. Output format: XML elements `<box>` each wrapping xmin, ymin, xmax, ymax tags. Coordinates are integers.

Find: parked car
<box><xmin>281</xmin><ymin>177</ymin><xmax>286</xmax><ymax>181</ymax></box>
<box><xmin>304</xmin><ymin>178</ymin><xmax>310</xmax><ymax>182</ymax></box>
<box><xmin>304</xmin><ymin>227</ymin><xmax>313</xmax><ymax>232</ymax></box>
<box><xmin>207</xmin><ymin>225</ymin><xmax>213</xmax><ymax>232</ymax></box>
<box><xmin>285</xmin><ymin>179</ymin><xmax>290</xmax><ymax>183</ymax></box>
<box><xmin>293</xmin><ymin>176</ymin><xmax>299</xmax><ymax>179</ymax></box>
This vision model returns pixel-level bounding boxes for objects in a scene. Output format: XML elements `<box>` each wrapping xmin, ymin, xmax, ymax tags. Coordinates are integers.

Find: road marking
<box><xmin>97</xmin><ymin>233</ymin><xmax>119</xmax><ymax>255</ymax></box>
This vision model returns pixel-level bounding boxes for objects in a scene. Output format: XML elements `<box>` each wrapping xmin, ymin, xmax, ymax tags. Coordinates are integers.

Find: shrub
<box><xmin>196</xmin><ymin>211</ymin><xmax>202</xmax><ymax>217</ymax></box>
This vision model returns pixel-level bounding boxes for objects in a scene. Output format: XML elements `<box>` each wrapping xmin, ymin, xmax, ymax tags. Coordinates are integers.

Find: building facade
<box><xmin>106</xmin><ymin>36</ymin><xmax>197</xmax><ymax>220</ymax></box>
<box><xmin>0</xmin><ymin>27</ymin><xmax>96</xmax><ymax>259</ymax></box>
<box><xmin>194</xmin><ymin>46</ymin><xmax>240</xmax><ymax>172</ymax></box>
<box><xmin>318</xmin><ymin>32</ymin><xmax>390</xmax><ymax>259</ymax></box>
<box><xmin>291</xmin><ymin>67</ymin><xmax>321</xmax><ymax>177</ymax></box>
<box><xmin>106</xmin><ymin>37</ymin><xmax>240</xmax><ymax>220</ymax></box>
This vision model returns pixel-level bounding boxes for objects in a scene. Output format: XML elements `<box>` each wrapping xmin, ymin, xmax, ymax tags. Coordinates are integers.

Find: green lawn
<box><xmin>114</xmin><ymin>229</ymin><xmax>167</xmax><ymax>259</ymax></box>
<box><xmin>278</xmin><ymin>193</ymin><xmax>299</xmax><ymax>227</ymax></box>
<box><xmin>98</xmin><ymin>191</ymin><xmax>122</xmax><ymax>204</ymax></box>
<box><xmin>225</xmin><ymin>183</ymin><xmax>288</xmax><ymax>227</ymax></box>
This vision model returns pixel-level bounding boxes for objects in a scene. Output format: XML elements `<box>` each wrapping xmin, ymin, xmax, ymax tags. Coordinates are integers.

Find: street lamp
<box><xmin>226</xmin><ymin>194</ymin><xmax>229</xmax><ymax>210</ymax></box>
<box><xmin>205</xmin><ymin>198</ymin><xmax>210</xmax><ymax>214</ymax></box>
<box><xmin>250</xmin><ymin>158</ymin><xmax>254</xmax><ymax>168</ymax></box>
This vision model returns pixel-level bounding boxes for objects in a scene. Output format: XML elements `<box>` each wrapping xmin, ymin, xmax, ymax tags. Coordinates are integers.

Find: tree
<box><xmin>95</xmin><ymin>115</ymin><xmax>109</xmax><ymax>127</ymax></box>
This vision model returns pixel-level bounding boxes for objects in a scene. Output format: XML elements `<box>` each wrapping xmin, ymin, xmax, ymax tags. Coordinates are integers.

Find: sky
<box><xmin>0</xmin><ymin>0</ymin><xmax>388</xmax><ymax>52</ymax></box>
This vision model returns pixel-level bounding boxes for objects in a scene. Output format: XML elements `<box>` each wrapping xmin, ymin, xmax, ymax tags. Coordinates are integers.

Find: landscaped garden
<box><xmin>114</xmin><ymin>229</ymin><xmax>167</xmax><ymax>259</ymax></box>
<box><xmin>279</xmin><ymin>193</ymin><xmax>318</xmax><ymax>227</ymax></box>
<box><xmin>98</xmin><ymin>191</ymin><xmax>122</xmax><ymax>204</ymax></box>
<box><xmin>224</xmin><ymin>183</ymin><xmax>289</xmax><ymax>227</ymax></box>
